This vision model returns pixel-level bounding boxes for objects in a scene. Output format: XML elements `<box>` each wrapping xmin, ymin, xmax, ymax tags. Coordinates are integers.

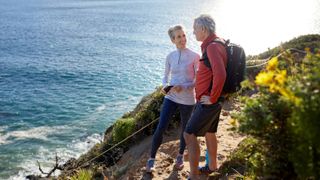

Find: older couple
<box><xmin>147</xmin><ymin>14</ymin><xmax>227</xmax><ymax>180</ymax></box>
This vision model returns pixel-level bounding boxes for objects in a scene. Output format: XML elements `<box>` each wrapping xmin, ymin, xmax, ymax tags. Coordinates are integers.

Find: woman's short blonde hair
<box><xmin>168</xmin><ymin>25</ymin><xmax>185</xmax><ymax>40</ymax></box>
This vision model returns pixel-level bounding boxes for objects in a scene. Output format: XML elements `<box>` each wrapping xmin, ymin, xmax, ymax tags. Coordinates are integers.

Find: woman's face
<box><xmin>172</xmin><ymin>29</ymin><xmax>187</xmax><ymax>49</ymax></box>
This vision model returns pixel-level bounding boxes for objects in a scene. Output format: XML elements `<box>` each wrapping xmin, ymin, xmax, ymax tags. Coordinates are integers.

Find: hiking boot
<box><xmin>174</xmin><ymin>154</ymin><xmax>184</xmax><ymax>170</ymax></box>
<box><xmin>146</xmin><ymin>158</ymin><xmax>155</xmax><ymax>173</ymax></box>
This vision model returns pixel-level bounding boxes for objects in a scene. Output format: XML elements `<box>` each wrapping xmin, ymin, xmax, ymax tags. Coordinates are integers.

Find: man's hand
<box><xmin>200</xmin><ymin>95</ymin><xmax>213</xmax><ymax>105</ymax></box>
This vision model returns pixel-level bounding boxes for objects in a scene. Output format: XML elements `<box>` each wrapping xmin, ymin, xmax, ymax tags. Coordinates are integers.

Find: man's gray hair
<box><xmin>168</xmin><ymin>25</ymin><xmax>185</xmax><ymax>40</ymax></box>
<box><xmin>194</xmin><ymin>14</ymin><xmax>216</xmax><ymax>34</ymax></box>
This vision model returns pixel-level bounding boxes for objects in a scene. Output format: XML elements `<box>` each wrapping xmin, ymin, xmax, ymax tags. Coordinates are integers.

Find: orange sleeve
<box><xmin>206</xmin><ymin>43</ymin><xmax>227</xmax><ymax>103</ymax></box>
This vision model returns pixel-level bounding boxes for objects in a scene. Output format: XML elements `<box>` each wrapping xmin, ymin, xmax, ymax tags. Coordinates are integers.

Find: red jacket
<box><xmin>195</xmin><ymin>34</ymin><xmax>227</xmax><ymax>103</ymax></box>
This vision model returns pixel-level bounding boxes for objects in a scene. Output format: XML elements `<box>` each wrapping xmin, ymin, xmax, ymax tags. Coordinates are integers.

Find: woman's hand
<box><xmin>200</xmin><ymin>95</ymin><xmax>213</xmax><ymax>105</ymax></box>
<box><xmin>161</xmin><ymin>87</ymin><xmax>167</xmax><ymax>94</ymax></box>
<box><xmin>161</xmin><ymin>85</ymin><xmax>174</xmax><ymax>94</ymax></box>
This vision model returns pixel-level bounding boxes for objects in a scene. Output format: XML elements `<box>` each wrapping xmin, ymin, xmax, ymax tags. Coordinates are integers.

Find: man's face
<box><xmin>172</xmin><ymin>29</ymin><xmax>187</xmax><ymax>49</ymax></box>
<box><xmin>193</xmin><ymin>24</ymin><xmax>204</xmax><ymax>42</ymax></box>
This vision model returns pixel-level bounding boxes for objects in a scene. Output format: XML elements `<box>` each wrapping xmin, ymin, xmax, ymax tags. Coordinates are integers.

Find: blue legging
<box><xmin>150</xmin><ymin>98</ymin><xmax>194</xmax><ymax>158</ymax></box>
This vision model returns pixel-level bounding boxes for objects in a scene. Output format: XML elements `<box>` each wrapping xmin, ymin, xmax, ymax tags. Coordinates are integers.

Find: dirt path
<box><xmin>106</xmin><ymin>99</ymin><xmax>245</xmax><ymax>180</ymax></box>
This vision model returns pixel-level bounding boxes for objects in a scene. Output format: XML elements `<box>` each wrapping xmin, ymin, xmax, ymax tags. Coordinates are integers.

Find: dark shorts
<box><xmin>185</xmin><ymin>101</ymin><xmax>222</xmax><ymax>136</ymax></box>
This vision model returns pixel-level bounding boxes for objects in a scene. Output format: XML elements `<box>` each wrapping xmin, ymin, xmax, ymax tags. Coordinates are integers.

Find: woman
<box><xmin>146</xmin><ymin>25</ymin><xmax>200</xmax><ymax>172</ymax></box>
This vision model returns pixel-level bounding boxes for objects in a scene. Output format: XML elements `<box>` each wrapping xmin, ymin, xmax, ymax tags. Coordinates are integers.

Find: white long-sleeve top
<box><xmin>162</xmin><ymin>48</ymin><xmax>200</xmax><ymax>105</ymax></box>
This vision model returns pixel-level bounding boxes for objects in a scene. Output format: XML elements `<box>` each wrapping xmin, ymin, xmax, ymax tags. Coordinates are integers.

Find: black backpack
<box><xmin>201</xmin><ymin>39</ymin><xmax>246</xmax><ymax>94</ymax></box>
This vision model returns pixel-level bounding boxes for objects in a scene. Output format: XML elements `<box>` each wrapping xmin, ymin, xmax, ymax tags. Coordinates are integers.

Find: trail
<box><xmin>106</xmin><ymin>99</ymin><xmax>245</xmax><ymax>180</ymax></box>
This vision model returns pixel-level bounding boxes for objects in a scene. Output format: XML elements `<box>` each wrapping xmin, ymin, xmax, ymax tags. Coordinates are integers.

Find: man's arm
<box><xmin>207</xmin><ymin>43</ymin><xmax>227</xmax><ymax>103</ymax></box>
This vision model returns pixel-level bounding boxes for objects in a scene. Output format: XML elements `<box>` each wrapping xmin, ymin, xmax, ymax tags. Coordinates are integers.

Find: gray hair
<box><xmin>168</xmin><ymin>25</ymin><xmax>185</xmax><ymax>40</ymax></box>
<box><xmin>194</xmin><ymin>14</ymin><xmax>216</xmax><ymax>34</ymax></box>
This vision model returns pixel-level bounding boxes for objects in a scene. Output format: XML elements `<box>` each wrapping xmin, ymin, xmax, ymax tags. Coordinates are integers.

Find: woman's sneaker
<box><xmin>146</xmin><ymin>158</ymin><xmax>155</xmax><ymax>173</ymax></box>
<box><xmin>174</xmin><ymin>154</ymin><xmax>184</xmax><ymax>170</ymax></box>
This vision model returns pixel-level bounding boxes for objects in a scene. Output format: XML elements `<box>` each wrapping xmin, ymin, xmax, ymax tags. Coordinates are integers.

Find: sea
<box><xmin>0</xmin><ymin>0</ymin><xmax>319</xmax><ymax>179</ymax></box>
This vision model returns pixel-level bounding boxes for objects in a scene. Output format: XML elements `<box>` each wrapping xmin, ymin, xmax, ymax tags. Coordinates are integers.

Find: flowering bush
<box><xmin>237</xmin><ymin>49</ymin><xmax>320</xmax><ymax>179</ymax></box>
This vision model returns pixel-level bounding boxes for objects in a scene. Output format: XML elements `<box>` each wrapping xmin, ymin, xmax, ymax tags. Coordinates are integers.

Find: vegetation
<box><xmin>247</xmin><ymin>34</ymin><xmax>320</xmax><ymax>60</ymax></box>
<box><xmin>112</xmin><ymin>118</ymin><xmax>135</xmax><ymax>143</ymax></box>
<box><xmin>246</xmin><ymin>34</ymin><xmax>320</xmax><ymax>83</ymax></box>
<box><xmin>231</xmin><ymin>47</ymin><xmax>320</xmax><ymax>179</ymax></box>
<box><xmin>70</xmin><ymin>169</ymin><xmax>93</xmax><ymax>180</ymax></box>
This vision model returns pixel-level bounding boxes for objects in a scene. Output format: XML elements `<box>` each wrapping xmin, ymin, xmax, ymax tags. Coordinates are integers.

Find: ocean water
<box><xmin>0</xmin><ymin>0</ymin><xmax>319</xmax><ymax>179</ymax></box>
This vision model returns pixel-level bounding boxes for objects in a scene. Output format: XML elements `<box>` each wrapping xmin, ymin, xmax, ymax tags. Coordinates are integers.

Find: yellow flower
<box><xmin>278</xmin><ymin>87</ymin><xmax>291</xmax><ymax>99</ymax></box>
<box><xmin>274</xmin><ymin>70</ymin><xmax>287</xmax><ymax>85</ymax></box>
<box><xmin>267</xmin><ymin>57</ymin><xmax>278</xmax><ymax>71</ymax></box>
<box><xmin>269</xmin><ymin>83</ymin><xmax>279</xmax><ymax>93</ymax></box>
<box><xmin>255</xmin><ymin>71</ymin><xmax>274</xmax><ymax>86</ymax></box>
<box><xmin>229</xmin><ymin>118</ymin><xmax>238</xmax><ymax>126</ymax></box>
<box><xmin>279</xmin><ymin>88</ymin><xmax>302</xmax><ymax>106</ymax></box>
<box><xmin>304</xmin><ymin>47</ymin><xmax>310</xmax><ymax>52</ymax></box>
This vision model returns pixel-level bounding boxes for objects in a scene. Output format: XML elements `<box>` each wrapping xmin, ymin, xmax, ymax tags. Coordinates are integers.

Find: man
<box><xmin>184</xmin><ymin>14</ymin><xmax>227</xmax><ymax>179</ymax></box>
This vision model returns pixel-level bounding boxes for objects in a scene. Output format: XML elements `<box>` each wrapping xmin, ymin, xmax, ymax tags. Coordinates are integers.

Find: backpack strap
<box><xmin>213</xmin><ymin>38</ymin><xmax>229</xmax><ymax>48</ymax></box>
<box><xmin>200</xmin><ymin>38</ymin><xmax>228</xmax><ymax>69</ymax></box>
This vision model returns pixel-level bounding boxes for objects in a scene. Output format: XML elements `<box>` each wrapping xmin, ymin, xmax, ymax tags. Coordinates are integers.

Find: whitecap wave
<box><xmin>9</xmin><ymin>133</ymin><xmax>103</xmax><ymax>180</ymax></box>
<box><xmin>71</xmin><ymin>133</ymin><xmax>102</xmax><ymax>156</ymax></box>
<box><xmin>0</xmin><ymin>134</ymin><xmax>10</xmax><ymax>145</ymax></box>
<box><xmin>0</xmin><ymin>126</ymin><xmax>9</xmax><ymax>144</ymax></box>
<box><xmin>95</xmin><ymin>104</ymin><xmax>106</xmax><ymax>112</ymax></box>
<box><xmin>0</xmin><ymin>126</ymin><xmax>68</xmax><ymax>145</ymax></box>
<box><xmin>0</xmin><ymin>125</ymin><xmax>8</xmax><ymax>132</ymax></box>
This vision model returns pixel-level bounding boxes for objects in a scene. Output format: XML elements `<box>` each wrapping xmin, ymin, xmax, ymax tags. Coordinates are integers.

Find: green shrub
<box><xmin>221</xmin><ymin>137</ymin><xmax>265</xmax><ymax>179</ymax></box>
<box><xmin>237</xmin><ymin>49</ymin><xmax>320</xmax><ymax>179</ymax></box>
<box><xmin>287</xmin><ymin>49</ymin><xmax>320</xmax><ymax>178</ymax></box>
<box><xmin>112</xmin><ymin>118</ymin><xmax>135</xmax><ymax>143</ymax></box>
<box><xmin>70</xmin><ymin>169</ymin><xmax>93</xmax><ymax>180</ymax></box>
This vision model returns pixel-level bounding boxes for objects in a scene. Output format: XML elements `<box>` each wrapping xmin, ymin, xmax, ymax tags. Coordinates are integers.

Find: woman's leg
<box><xmin>178</xmin><ymin>104</ymin><xmax>195</xmax><ymax>155</ymax></box>
<box><xmin>150</xmin><ymin>98</ymin><xmax>178</xmax><ymax>158</ymax></box>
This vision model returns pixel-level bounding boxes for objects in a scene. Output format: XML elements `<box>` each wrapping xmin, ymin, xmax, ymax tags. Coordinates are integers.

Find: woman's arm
<box><xmin>162</xmin><ymin>55</ymin><xmax>170</xmax><ymax>86</ymax></box>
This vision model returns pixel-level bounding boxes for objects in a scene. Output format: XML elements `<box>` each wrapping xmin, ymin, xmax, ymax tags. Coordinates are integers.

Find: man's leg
<box><xmin>184</xmin><ymin>132</ymin><xmax>200</xmax><ymax>179</ymax></box>
<box><xmin>203</xmin><ymin>102</ymin><xmax>222</xmax><ymax>171</ymax></box>
<box><xmin>205</xmin><ymin>132</ymin><xmax>218</xmax><ymax>170</ymax></box>
<box><xmin>184</xmin><ymin>103</ymin><xmax>212</xmax><ymax>179</ymax></box>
